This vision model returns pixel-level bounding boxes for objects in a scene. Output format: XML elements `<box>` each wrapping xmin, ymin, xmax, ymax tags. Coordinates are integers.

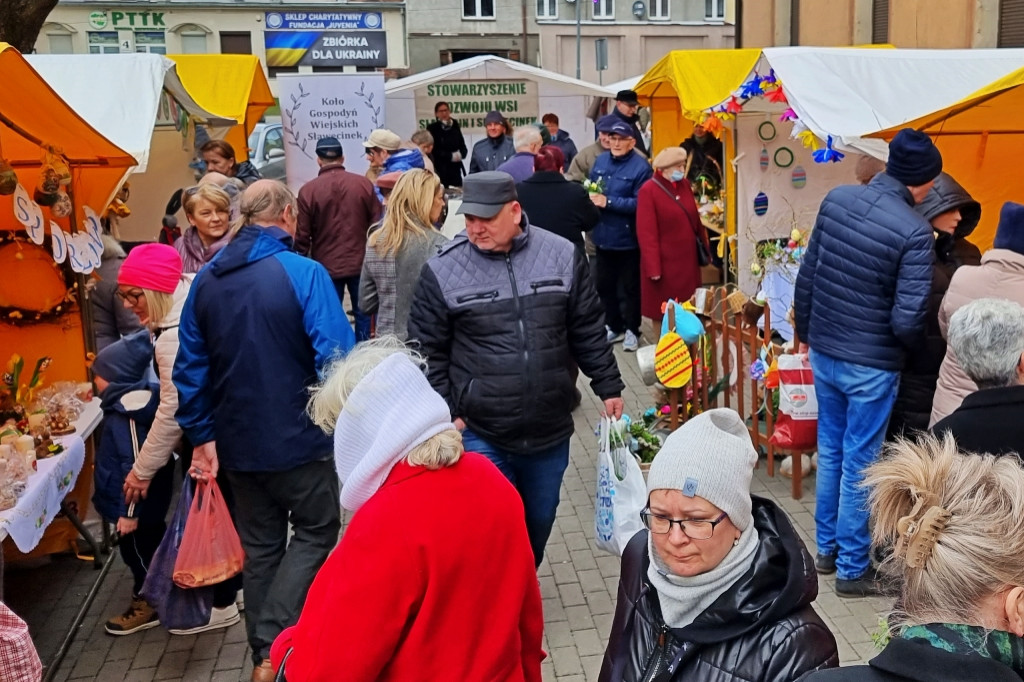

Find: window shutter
<box><xmin>1000</xmin><ymin>0</ymin><xmax>1024</xmax><ymax>47</ymax></box>
<box><xmin>872</xmin><ymin>0</ymin><xmax>889</xmax><ymax>44</ymax></box>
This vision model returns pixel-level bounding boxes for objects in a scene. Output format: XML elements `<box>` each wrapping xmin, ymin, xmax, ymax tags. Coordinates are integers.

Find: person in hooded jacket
<box><xmin>600</xmin><ymin>409</ymin><xmax>839</xmax><ymax>682</ymax></box>
<box><xmin>542</xmin><ymin>113</ymin><xmax>577</xmax><ymax>171</ymax></box>
<box><xmin>886</xmin><ymin>173</ymin><xmax>981</xmax><ymax>438</ymax></box>
<box><xmin>470</xmin><ymin>111</ymin><xmax>515</xmax><ymax>173</ymax></box>
<box><xmin>802</xmin><ymin>434</ymin><xmax>1024</xmax><ymax>682</ymax></box>
<box><xmin>91</xmin><ymin>331</ymin><xmax>177</xmax><ymax>637</ymax></box>
<box><xmin>92</xmin><ymin>234</ymin><xmax>144</xmax><ymax>351</ymax></box>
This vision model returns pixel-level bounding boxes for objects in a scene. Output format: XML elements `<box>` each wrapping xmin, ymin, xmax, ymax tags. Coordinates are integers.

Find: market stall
<box><xmin>26</xmin><ymin>53</ymin><xmax>235</xmax><ymax>243</ymax></box>
<box><xmin>385</xmin><ymin>55</ymin><xmax>610</xmax><ymax>173</ymax></box>
<box><xmin>0</xmin><ymin>42</ymin><xmax>135</xmax><ymax>560</ymax></box>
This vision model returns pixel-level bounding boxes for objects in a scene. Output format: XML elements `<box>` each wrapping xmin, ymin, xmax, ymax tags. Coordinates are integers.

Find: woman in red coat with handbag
<box><xmin>636</xmin><ymin>147</ymin><xmax>710</xmax><ymax>323</ymax></box>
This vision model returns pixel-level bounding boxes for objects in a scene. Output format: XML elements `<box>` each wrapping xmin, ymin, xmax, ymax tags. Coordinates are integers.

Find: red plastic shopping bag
<box><xmin>172</xmin><ymin>478</ymin><xmax>245</xmax><ymax>588</ymax></box>
<box><xmin>770</xmin><ymin>353</ymin><xmax>818</xmax><ymax>450</ymax></box>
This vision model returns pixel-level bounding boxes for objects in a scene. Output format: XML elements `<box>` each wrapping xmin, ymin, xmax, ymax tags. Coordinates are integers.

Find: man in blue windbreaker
<box><xmin>794</xmin><ymin>129</ymin><xmax>940</xmax><ymax>600</ymax></box>
<box><xmin>589</xmin><ymin>118</ymin><xmax>653</xmax><ymax>353</ymax></box>
<box><xmin>174</xmin><ymin>179</ymin><xmax>354</xmax><ymax>681</ymax></box>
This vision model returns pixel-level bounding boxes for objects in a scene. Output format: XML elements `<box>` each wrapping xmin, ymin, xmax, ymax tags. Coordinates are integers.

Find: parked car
<box><xmin>248</xmin><ymin>119</ymin><xmax>286</xmax><ymax>182</ymax></box>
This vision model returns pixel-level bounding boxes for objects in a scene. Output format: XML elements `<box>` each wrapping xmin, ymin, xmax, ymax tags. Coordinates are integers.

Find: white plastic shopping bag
<box><xmin>594</xmin><ymin>417</ymin><xmax>647</xmax><ymax>555</ymax></box>
<box><xmin>769</xmin><ymin>353</ymin><xmax>818</xmax><ymax>450</ymax></box>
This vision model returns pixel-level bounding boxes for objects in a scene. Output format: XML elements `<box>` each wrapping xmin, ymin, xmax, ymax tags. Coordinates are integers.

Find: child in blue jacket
<box><xmin>91</xmin><ymin>331</ymin><xmax>176</xmax><ymax>636</ymax></box>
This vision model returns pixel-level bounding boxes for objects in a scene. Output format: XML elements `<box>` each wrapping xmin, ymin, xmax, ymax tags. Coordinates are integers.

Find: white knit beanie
<box><xmin>333</xmin><ymin>353</ymin><xmax>454</xmax><ymax>513</ymax></box>
<box><xmin>646</xmin><ymin>408</ymin><xmax>757</xmax><ymax>530</ymax></box>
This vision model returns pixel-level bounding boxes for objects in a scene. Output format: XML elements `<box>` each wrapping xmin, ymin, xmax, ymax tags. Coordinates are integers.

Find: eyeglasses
<box><xmin>640</xmin><ymin>509</ymin><xmax>728</xmax><ymax>540</ymax></box>
<box><xmin>365</xmin><ymin>147</ymin><xmax>382</xmax><ymax>157</ymax></box>
<box><xmin>116</xmin><ymin>289</ymin><xmax>145</xmax><ymax>305</ymax></box>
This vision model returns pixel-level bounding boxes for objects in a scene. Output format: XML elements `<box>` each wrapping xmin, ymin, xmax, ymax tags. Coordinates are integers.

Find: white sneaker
<box><xmin>623</xmin><ymin>330</ymin><xmax>639</xmax><ymax>352</ymax></box>
<box><xmin>168</xmin><ymin>603</ymin><xmax>240</xmax><ymax>636</ymax></box>
<box><xmin>606</xmin><ymin>327</ymin><xmax>625</xmax><ymax>344</ymax></box>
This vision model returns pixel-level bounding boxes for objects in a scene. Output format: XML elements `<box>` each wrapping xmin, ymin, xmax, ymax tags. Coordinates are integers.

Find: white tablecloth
<box><xmin>0</xmin><ymin>398</ymin><xmax>101</xmax><ymax>552</ymax></box>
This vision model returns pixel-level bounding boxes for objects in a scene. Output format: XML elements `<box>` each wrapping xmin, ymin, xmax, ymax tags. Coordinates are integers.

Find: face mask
<box><xmin>670</xmin><ymin>170</ymin><xmax>685</xmax><ymax>182</ymax></box>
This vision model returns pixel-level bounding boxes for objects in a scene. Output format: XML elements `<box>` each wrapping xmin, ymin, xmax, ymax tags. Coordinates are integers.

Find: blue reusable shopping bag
<box><xmin>140</xmin><ymin>476</ymin><xmax>214</xmax><ymax>631</ymax></box>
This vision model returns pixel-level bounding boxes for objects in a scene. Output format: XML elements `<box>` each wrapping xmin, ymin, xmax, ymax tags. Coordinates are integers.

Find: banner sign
<box><xmin>414</xmin><ymin>80</ymin><xmax>538</xmax><ymax>134</ymax></box>
<box><xmin>265</xmin><ymin>31</ymin><xmax>387</xmax><ymax>68</ymax></box>
<box><xmin>265</xmin><ymin>11</ymin><xmax>383</xmax><ymax>31</ymax></box>
<box><xmin>277</xmin><ymin>74</ymin><xmax>386</xmax><ymax>191</ymax></box>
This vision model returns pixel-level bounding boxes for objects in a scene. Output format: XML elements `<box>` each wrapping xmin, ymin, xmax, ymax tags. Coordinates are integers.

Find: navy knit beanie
<box><xmin>92</xmin><ymin>331</ymin><xmax>153</xmax><ymax>385</ymax></box>
<box><xmin>886</xmin><ymin>129</ymin><xmax>942</xmax><ymax>187</ymax></box>
<box><xmin>994</xmin><ymin>202</ymin><xmax>1024</xmax><ymax>256</ymax></box>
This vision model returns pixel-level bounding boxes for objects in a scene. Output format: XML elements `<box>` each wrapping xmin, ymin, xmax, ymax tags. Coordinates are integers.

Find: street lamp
<box><xmin>567</xmin><ymin>0</ymin><xmax>581</xmax><ymax>80</ymax></box>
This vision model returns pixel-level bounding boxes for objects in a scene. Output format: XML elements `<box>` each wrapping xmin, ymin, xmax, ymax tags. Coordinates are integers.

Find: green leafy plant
<box><xmin>629</xmin><ymin>420</ymin><xmax>662</xmax><ymax>464</ymax></box>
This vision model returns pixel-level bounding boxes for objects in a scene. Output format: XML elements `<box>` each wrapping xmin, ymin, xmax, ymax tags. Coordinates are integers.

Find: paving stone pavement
<box><xmin>27</xmin><ymin>343</ymin><xmax>887</xmax><ymax>681</ymax></box>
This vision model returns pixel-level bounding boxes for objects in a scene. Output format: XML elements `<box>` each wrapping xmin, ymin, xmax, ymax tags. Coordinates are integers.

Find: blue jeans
<box><xmin>810</xmin><ymin>349</ymin><xmax>899</xmax><ymax>580</ymax></box>
<box><xmin>333</xmin><ymin>276</ymin><xmax>370</xmax><ymax>342</ymax></box>
<box><xmin>461</xmin><ymin>429</ymin><xmax>570</xmax><ymax>568</ymax></box>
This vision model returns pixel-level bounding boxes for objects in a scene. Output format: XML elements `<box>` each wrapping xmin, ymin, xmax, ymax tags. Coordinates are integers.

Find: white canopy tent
<box><xmin>27</xmin><ymin>53</ymin><xmax>234</xmax><ymax>241</ymax></box>
<box><xmin>386</xmin><ymin>55</ymin><xmax>610</xmax><ymax>173</ymax></box>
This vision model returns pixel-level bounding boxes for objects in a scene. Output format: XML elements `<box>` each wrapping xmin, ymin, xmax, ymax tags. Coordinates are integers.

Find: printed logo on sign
<box><xmin>88</xmin><ymin>11</ymin><xmax>108</xmax><ymax>29</ymax></box>
<box><xmin>266</xmin><ymin>12</ymin><xmax>284</xmax><ymax>29</ymax></box>
<box><xmin>365</xmin><ymin>13</ymin><xmax>382</xmax><ymax>28</ymax></box>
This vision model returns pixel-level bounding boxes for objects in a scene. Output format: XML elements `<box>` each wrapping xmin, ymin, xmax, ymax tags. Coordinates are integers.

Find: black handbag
<box><xmin>653</xmin><ymin>180</ymin><xmax>711</xmax><ymax>267</ymax></box>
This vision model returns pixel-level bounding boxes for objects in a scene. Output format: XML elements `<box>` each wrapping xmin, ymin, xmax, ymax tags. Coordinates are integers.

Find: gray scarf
<box><xmin>647</xmin><ymin>526</ymin><xmax>759</xmax><ymax>628</ymax></box>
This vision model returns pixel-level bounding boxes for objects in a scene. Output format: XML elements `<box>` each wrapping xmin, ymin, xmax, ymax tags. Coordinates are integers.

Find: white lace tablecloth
<box><xmin>0</xmin><ymin>398</ymin><xmax>100</xmax><ymax>552</ymax></box>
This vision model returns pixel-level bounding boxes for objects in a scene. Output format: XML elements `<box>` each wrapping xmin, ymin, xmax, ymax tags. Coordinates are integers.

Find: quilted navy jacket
<box><xmin>794</xmin><ymin>173</ymin><xmax>934</xmax><ymax>371</ymax></box>
<box><xmin>589</xmin><ymin>150</ymin><xmax>653</xmax><ymax>251</ymax></box>
<box><xmin>407</xmin><ymin>220</ymin><xmax>624</xmax><ymax>454</ymax></box>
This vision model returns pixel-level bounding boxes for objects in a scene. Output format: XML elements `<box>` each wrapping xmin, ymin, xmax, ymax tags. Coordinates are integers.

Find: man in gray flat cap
<box><xmin>408</xmin><ymin>171</ymin><xmax>625</xmax><ymax>567</ymax></box>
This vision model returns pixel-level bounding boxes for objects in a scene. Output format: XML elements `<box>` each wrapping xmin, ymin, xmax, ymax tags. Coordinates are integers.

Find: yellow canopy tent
<box><xmin>633</xmin><ymin>49</ymin><xmax>763</xmax><ymax>251</ymax></box>
<box><xmin>872</xmin><ymin>68</ymin><xmax>1024</xmax><ymax>251</ymax></box>
<box><xmin>169</xmin><ymin>54</ymin><xmax>275</xmax><ymax>162</ymax></box>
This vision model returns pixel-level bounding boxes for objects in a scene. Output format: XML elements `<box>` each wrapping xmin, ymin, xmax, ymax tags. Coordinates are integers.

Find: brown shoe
<box><xmin>251</xmin><ymin>658</ymin><xmax>277</xmax><ymax>682</ymax></box>
<box><xmin>104</xmin><ymin>596</ymin><xmax>159</xmax><ymax>636</ymax></box>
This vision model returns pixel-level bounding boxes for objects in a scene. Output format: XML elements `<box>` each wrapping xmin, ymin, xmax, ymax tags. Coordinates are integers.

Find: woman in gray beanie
<box><xmin>599</xmin><ymin>408</ymin><xmax>839</xmax><ymax>682</ymax></box>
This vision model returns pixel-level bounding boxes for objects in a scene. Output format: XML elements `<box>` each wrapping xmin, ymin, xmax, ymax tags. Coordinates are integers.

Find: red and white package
<box><xmin>770</xmin><ymin>353</ymin><xmax>818</xmax><ymax>450</ymax></box>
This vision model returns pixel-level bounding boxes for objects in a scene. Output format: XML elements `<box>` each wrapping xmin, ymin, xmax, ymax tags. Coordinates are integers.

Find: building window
<box><xmin>999</xmin><ymin>0</ymin><xmax>1024</xmax><ymax>47</ymax></box>
<box><xmin>650</xmin><ymin>0</ymin><xmax>669</xmax><ymax>20</ymax></box>
<box><xmin>220</xmin><ymin>32</ymin><xmax>252</xmax><ymax>54</ymax></box>
<box><xmin>135</xmin><ymin>31</ymin><xmax>166</xmax><ymax>54</ymax></box>
<box><xmin>705</xmin><ymin>0</ymin><xmax>724</xmax><ymax>20</ymax></box>
<box><xmin>537</xmin><ymin>0</ymin><xmax>557</xmax><ymax>19</ymax></box>
<box><xmin>180</xmin><ymin>30</ymin><xmax>208</xmax><ymax>54</ymax></box>
<box><xmin>463</xmin><ymin>0</ymin><xmax>495</xmax><ymax>19</ymax></box>
<box><xmin>48</xmin><ymin>34</ymin><xmax>74</xmax><ymax>54</ymax></box>
<box><xmin>88</xmin><ymin>31</ymin><xmax>119</xmax><ymax>54</ymax></box>
<box><xmin>594</xmin><ymin>0</ymin><xmax>614</xmax><ymax>19</ymax></box>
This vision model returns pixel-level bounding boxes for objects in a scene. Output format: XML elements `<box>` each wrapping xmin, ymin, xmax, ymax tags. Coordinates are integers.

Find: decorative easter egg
<box><xmin>753</xmin><ymin>192</ymin><xmax>768</xmax><ymax>216</ymax></box>
<box><xmin>790</xmin><ymin>228</ymin><xmax>802</xmax><ymax>242</ymax></box>
<box><xmin>654</xmin><ymin>331</ymin><xmax>693</xmax><ymax>388</ymax></box>
<box><xmin>787</xmin><ymin>239</ymin><xmax>798</xmax><ymax>250</ymax></box>
<box><xmin>759</xmin><ymin>146</ymin><xmax>769</xmax><ymax>171</ymax></box>
<box><xmin>791</xmin><ymin>165</ymin><xmax>807</xmax><ymax>188</ymax></box>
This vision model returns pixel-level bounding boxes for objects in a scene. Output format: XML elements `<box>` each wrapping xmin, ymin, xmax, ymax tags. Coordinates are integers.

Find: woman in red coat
<box><xmin>636</xmin><ymin>147</ymin><xmax>710</xmax><ymax>322</ymax></box>
<box><xmin>270</xmin><ymin>339</ymin><xmax>544</xmax><ymax>682</ymax></box>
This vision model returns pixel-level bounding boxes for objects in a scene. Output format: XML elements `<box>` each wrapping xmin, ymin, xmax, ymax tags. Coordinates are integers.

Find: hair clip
<box><xmin>896</xmin><ymin>495</ymin><xmax>951</xmax><ymax>569</ymax></box>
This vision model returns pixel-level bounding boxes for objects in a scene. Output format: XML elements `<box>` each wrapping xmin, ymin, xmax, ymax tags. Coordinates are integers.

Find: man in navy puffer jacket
<box><xmin>794</xmin><ymin>129</ymin><xmax>940</xmax><ymax>598</ymax></box>
<box><xmin>589</xmin><ymin>118</ymin><xmax>653</xmax><ymax>352</ymax></box>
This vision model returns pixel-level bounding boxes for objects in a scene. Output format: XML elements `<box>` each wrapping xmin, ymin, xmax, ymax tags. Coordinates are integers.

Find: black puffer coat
<box><xmin>408</xmin><ymin>220</ymin><xmax>623</xmax><ymax>454</ymax></box>
<box><xmin>887</xmin><ymin>174</ymin><xmax>981</xmax><ymax>437</ymax></box>
<box><xmin>599</xmin><ymin>497</ymin><xmax>839</xmax><ymax>682</ymax></box>
<box><xmin>794</xmin><ymin>172</ymin><xmax>934</xmax><ymax>371</ymax></box>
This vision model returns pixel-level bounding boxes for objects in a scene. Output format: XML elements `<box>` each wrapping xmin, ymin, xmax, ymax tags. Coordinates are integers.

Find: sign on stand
<box><xmin>414</xmin><ymin>80</ymin><xmax>539</xmax><ymax>134</ymax></box>
<box><xmin>277</xmin><ymin>73</ymin><xmax>386</xmax><ymax>192</ymax></box>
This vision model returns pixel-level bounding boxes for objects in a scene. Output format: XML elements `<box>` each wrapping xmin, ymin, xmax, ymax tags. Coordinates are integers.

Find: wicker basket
<box><xmin>725</xmin><ymin>287</ymin><xmax>748</xmax><ymax>315</ymax></box>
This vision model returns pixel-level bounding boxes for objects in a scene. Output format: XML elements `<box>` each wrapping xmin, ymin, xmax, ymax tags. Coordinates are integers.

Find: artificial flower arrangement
<box><xmin>582</xmin><ymin>177</ymin><xmax>606</xmax><ymax>195</ymax></box>
<box><xmin>748</xmin><ymin>228</ymin><xmax>808</xmax><ymax>278</ymax></box>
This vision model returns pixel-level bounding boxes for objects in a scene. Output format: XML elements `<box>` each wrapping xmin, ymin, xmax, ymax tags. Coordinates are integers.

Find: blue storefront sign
<box><xmin>264</xmin><ymin>11</ymin><xmax>383</xmax><ymax>31</ymax></box>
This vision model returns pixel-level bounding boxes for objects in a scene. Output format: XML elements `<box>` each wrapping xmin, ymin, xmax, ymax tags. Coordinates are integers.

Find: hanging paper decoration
<box><xmin>759</xmin><ymin>147</ymin><xmax>770</xmax><ymax>171</ymax></box>
<box><xmin>50</xmin><ymin>226</ymin><xmax>67</xmax><ymax>264</ymax></box>
<box><xmin>779</xmin><ymin>108</ymin><xmax>798</xmax><ymax>123</ymax></box>
<box><xmin>765</xmin><ymin>86</ymin><xmax>788</xmax><ymax>104</ymax></box>
<box><xmin>739</xmin><ymin>74</ymin><xmax>764</xmax><ymax>99</ymax></box>
<box><xmin>655</xmin><ymin>331</ymin><xmax>693</xmax><ymax>388</ymax></box>
<box><xmin>812</xmin><ymin>135</ymin><xmax>846</xmax><ymax>164</ymax></box>
<box><xmin>726</xmin><ymin>96</ymin><xmax>742</xmax><ymax>114</ymax></box>
<box><xmin>774</xmin><ymin>147</ymin><xmax>795</xmax><ymax>168</ymax></box>
<box><xmin>753</xmin><ymin>192</ymin><xmax>769</xmax><ymax>216</ymax></box>
<box><xmin>702</xmin><ymin>113</ymin><xmax>724</xmax><ymax>136</ymax></box>
<box><xmin>796</xmin><ymin>129</ymin><xmax>822</xmax><ymax>151</ymax></box>
<box><xmin>792</xmin><ymin>166</ymin><xmax>807</xmax><ymax>188</ymax></box>
<box><xmin>761</xmin><ymin>69</ymin><xmax>778</xmax><ymax>87</ymax></box>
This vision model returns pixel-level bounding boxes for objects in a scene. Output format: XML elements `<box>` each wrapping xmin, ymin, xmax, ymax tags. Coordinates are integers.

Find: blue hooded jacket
<box><xmin>93</xmin><ymin>381</ymin><xmax>161</xmax><ymax>522</ymax></box>
<box><xmin>589</xmin><ymin>150</ymin><xmax>653</xmax><ymax>251</ymax></box>
<box><xmin>384</xmin><ymin>147</ymin><xmax>425</xmax><ymax>173</ymax></box>
<box><xmin>174</xmin><ymin>225</ymin><xmax>354</xmax><ymax>472</ymax></box>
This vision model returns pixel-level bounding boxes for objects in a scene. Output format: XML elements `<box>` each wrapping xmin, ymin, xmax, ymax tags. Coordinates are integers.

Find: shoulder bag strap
<box><xmin>653</xmin><ymin>180</ymin><xmax>703</xmax><ymax>242</ymax></box>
